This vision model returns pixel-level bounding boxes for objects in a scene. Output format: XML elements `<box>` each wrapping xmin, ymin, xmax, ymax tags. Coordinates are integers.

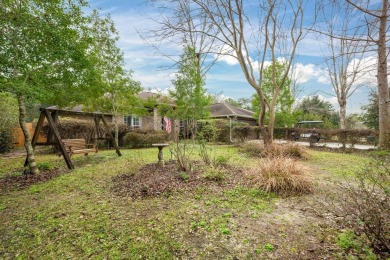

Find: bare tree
<box><xmin>321</xmin><ymin>3</ymin><xmax>371</xmax><ymax>129</ymax></box>
<box><xmin>150</xmin><ymin>0</ymin><xmax>306</xmax><ymax>146</ymax></box>
<box><xmin>317</xmin><ymin>0</ymin><xmax>389</xmax><ymax>148</ymax></box>
<box><xmin>145</xmin><ymin>0</ymin><xmax>219</xmax><ymax>80</ymax></box>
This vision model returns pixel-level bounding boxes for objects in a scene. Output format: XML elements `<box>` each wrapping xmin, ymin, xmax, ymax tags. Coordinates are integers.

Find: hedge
<box><xmin>0</xmin><ymin>131</ymin><xmax>14</xmax><ymax>153</ymax></box>
<box><xmin>282</xmin><ymin>128</ymin><xmax>379</xmax><ymax>145</ymax></box>
<box><xmin>197</xmin><ymin>119</ymin><xmax>251</xmax><ymax>142</ymax></box>
<box><xmin>40</xmin><ymin>119</ymin><xmax>129</xmax><ymax>147</ymax></box>
<box><xmin>123</xmin><ymin>129</ymin><xmax>169</xmax><ymax>148</ymax></box>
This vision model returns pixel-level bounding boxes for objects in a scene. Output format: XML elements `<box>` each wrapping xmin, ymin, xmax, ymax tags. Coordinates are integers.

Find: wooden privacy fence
<box><xmin>12</xmin><ymin>123</ymin><xmax>46</xmax><ymax>147</ymax></box>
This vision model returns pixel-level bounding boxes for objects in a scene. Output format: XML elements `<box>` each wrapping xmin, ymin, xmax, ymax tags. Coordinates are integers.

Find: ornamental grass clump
<box><xmin>261</xmin><ymin>143</ymin><xmax>307</xmax><ymax>159</ymax></box>
<box><xmin>246</xmin><ymin>157</ymin><xmax>312</xmax><ymax>195</ymax></box>
<box><xmin>240</xmin><ymin>142</ymin><xmax>307</xmax><ymax>159</ymax></box>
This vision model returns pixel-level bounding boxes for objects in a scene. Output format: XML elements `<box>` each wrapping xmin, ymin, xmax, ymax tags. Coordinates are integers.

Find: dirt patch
<box><xmin>0</xmin><ymin>168</ymin><xmax>69</xmax><ymax>193</ymax></box>
<box><xmin>111</xmin><ymin>162</ymin><xmax>245</xmax><ymax>199</ymax></box>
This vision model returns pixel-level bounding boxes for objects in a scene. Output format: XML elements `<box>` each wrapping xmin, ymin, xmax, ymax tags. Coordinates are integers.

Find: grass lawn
<box><xmin>0</xmin><ymin>145</ymin><xmax>382</xmax><ymax>259</ymax></box>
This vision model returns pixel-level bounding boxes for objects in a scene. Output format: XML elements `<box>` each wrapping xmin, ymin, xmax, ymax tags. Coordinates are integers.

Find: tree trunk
<box><xmin>264</xmin><ymin>105</ymin><xmax>276</xmax><ymax>147</ymax></box>
<box><xmin>339</xmin><ymin>102</ymin><xmax>347</xmax><ymax>130</ymax></box>
<box><xmin>258</xmin><ymin>94</ymin><xmax>271</xmax><ymax>147</ymax></box>
<box><xmin>377</xmin><ymin>0</ymin><xmax>390</xmax><ymax>149</ymax></box>
<box><xmin>113</xmin><ymin>116</ymin><xmax>119</xmax><ymax>148</ymax></box>
<box><xmin>18</xmin><ymin>95</ymin><xmax>39</xmax><ymax>174</ymax></box>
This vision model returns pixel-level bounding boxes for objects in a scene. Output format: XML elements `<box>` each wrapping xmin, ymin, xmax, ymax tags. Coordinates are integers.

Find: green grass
<box><xmin>0</xmin><ymin>146</ymin><xmax>380</xmax><ymax>258</ymax></box>
<box><xmin>307</xmin><ymin>150</ymin><xmax>371</xmax><ymax>177</ymax></box>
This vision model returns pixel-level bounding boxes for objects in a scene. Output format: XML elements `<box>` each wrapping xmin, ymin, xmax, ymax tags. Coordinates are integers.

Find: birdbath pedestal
<box><xmin>152</xmin><ymin>143</ymin><xmax>169</xmax><ymax>167</ymax></box>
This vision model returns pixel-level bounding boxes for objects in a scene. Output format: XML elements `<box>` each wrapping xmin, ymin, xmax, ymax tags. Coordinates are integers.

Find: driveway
<box><xmin>274</xmin><ymin>139</ymin><xmax>376</xmax><ymax>150</ymax></box>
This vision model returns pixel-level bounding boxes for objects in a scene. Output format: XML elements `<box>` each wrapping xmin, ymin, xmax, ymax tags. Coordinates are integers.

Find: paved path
<box><xmin>274</xmin><ymin>139</ymin><xmax>376</xmax><ymax>150</ymax></box>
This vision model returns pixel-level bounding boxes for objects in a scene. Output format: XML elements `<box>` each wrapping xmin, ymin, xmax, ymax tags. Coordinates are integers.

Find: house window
<box><xmin>124</xmin><ymin>115</ymin><xmax>142</xmax><ymax>129</ymax></box>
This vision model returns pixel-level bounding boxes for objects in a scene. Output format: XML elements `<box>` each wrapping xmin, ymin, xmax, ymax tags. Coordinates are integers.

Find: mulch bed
<box><xmin>0</xmin><ymin>168</ymin><xmax>69</xmax><ymax>193</ymax></box>
<box><xmin>111</xmin><ymin>161</ymin><xmax>245</xmax><ymax>199</ymax></box>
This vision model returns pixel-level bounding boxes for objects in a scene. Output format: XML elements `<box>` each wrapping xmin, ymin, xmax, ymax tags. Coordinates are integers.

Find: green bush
<box><xmin>37</xmin><ymin>162</ymin><xmax>53</xmax><ymax>171</ymax></box>
<box><xmin>232</xmin><ymin>125</ymin><xmax>252</xmax><ymax>142</ymax></box>
<box><xmin>123</xmin><ymin>130</ymin><xmax>168</xmax><ymax>148</ymax></box>
<box><xmin>0</xmin><ymin>131</ymin><xmax>14</xmax><ymax>153</ymax></box>
<box><xmin>335</xmin><ymin>230</ymin><xmax>359</xmax><ymax>250</ymax></box>
<box><xmin>240</xmin><ymin>142</ymin><xmax>307</xmax><ymax>159</ymax></box>
<box><xmin>41</xmin><ymin>119</ymin><xmax>130</xmax><ymax>146</ymax></box>
<box><xmin>197</xmin><ymin>119</ymin><xmax>225</xmax><ymax>142</ymax></box>
<box><xmin>215</xmin><ymin>155</ymin><xmax>228</xmax><ymax>166</ymax></box>
<box><xmin>202</xmin><ymin>167</ymin><xmax>225</xmax><ymax>182</ymax></box>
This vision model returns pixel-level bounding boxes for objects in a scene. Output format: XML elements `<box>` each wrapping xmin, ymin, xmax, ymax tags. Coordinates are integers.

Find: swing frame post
<box><xmin>25</xmin><ymin>106</ymin><xmax>121</xmax><ymax>170</ymax></box>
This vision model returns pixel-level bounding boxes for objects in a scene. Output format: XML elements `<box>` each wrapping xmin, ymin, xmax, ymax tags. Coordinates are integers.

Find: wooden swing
<box><xmin>25</xmin><ymin>106</ymin><xmax>122</xmax><ymax>169</ymax></box>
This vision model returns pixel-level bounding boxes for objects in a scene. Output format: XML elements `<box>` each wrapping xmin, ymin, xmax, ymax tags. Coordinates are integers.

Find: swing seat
<box><xmin>62</xmin><ymin>139</ymin><xmax>98</xmax><ymax>156</ymax></box>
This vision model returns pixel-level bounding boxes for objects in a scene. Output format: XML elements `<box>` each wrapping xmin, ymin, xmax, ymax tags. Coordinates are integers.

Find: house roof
<box><xmin>209</xmin><ymin>103</ymin><xmax>255</xmax><ymax>119</ymax></box>
<box><xmin>138</xmin><ymin>91</ymin><xmax>161</xmax><ymax>100</ymax></box>
<box><xmin>138</xmin><ymin>91</ymin><xmax>175</xmax><ymax>105</ymax></box>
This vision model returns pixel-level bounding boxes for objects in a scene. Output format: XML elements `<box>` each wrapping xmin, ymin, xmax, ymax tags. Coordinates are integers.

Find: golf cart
<box><xmin>290</xmin><ymin>121</ymin><xmax>324</xmax><ymax>143</ymax></box>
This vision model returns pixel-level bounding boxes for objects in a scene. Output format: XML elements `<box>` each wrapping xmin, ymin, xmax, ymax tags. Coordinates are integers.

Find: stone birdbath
<box><xmin>152</xmin><ymin>143</ymin><xmax>169</xmax><ymax>167</ymax></box>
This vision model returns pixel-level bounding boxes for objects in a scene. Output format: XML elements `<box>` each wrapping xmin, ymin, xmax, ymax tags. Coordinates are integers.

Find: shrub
<box><xmin>178</xmin><ymin>171</ymin><xmax>189</xmax><ymax>181</ymax></box>
<box><xmin>171</xmin><ymin>142</ymin><xmax>193</xmax><ymax>172</ymax></box>
<box><xmin>123</xmin><ymin>130</ymin><xmax>168</xmax><ymax>148</ymax></box>
<box><xmin>198</xmin><ymin>140</ymin><xmax>212</xmax><ymax>166</ymax></box>
<box><xmin>232</xmin><ymin>125</ymin><xmax>252</xmax><ymax>142</ymax></box>
<box><xmin>197</xmin><ymin>121</ymin><xmax>220</xmax><ymax>142</ymax></box>
<box><xmin>285</xmin><ymin>143</ymin><xmax>308</xmax><ymax>158</ymax></box>
<box><xmin>0</xmin><ymin>131</ymin><xmax>14</xmax><ymax>153</ymax></box>
<box><xmin>215</xmin><ymin>155</ymin><xmax>228</xmax><ymax>166</ymax></box>
<box><xmin>245</xmin><ymin>157</ymin><xmax>312</xmax><ymax>195</ymax></box>
<box><xmin>240</xmin><ymin>142</ymin><xmax>307</xmax><ymax>159</ymax></box>
<box><xmin>273</xmin><ymin>128</ymin><xmax>289</xmax><ymax>139</ymax></box>
<box><xmin>324</xmin><ymin>156</ymin><xmax>390</xmax><ymax>255</ymax></box>
<box><xmin>284</xmin><ymin>128</ymin><xmax>379</xmax><ymax>145</ymax></box>
<box><xmin>37</xmin><ymin>162</ymin><xmax>53</xmax><ymax>171</ymax></box>
<box><xmin>334</xmin><ymin>230</ymin><xmax>377</xmax><ymax>258</ymax></box>
<box><xmin>335</xmin><ymin>230</ymin><xmax>359</xmax><ymax>250</ymax></box>
<box><xmin>41</xmin><ymin>119</ymin><xmax>130</xmax><ymax>146</ymax></box>
<box><xmin>202</xmin><ymin>167</ymin><xmax>225</xmax><ymax>182</ymax></box>
<box><xmin>239</xmin><ymin>142</ymin><xmax>263</xmax><ymax>157</ymax></box>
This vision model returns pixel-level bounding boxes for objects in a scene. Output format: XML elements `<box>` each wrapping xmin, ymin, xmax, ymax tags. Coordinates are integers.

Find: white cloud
<box><xmin>347</xmin><ymin>56</ymin><xmax>378</xmax><ymax>87</ymax></box>
<box><xmin>133</xmin><ymin>70</ymin><xmax>175</xmax><ymax>90</ymax></box>
<box><xmin>292</xmin><ymin>63</ymin><xmax>328</xmax><ymax>84</ymax></box>
<box><xmin>216</xmin><ymin>45</ymin><xmax>239</xmax><ymax>65</ymax></box>
<box><xmin>297</xmin><ymin>33</ymin><xmax>327</xmax><ymax>57</ymax></box>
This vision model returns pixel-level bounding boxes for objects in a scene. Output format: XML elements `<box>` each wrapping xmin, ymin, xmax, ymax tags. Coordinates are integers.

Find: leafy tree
<box><xmin>0</xmin><ymin>92</ymin><xmax>18</xmax><ymax>152</ymax></box>
<box><xmin>169</xmin><ymin>46</ymin><xmax>211</xmax><ymax>138</ymax></box>
<box><xmin>295</xmin><ymin>95</ymin><xmax>339</xmax><ymax>129</ymax></box>
<box><xmin>251</xmin><ymin>62</ymin><xmax>297</xmax><ymax>127</ymax></box>
<box><xmin>86</xmin><ymin>15</ymin><xmax>142</xmax><ymax>146</ymax></box>
<box><xmin>0</xmin><ymin>1</ymin><xmax>108</xmax><ymax>174</ymax></box>
<box><xmin>345</xmin><ymin>113</ymin><xmax>363</xmax><ymax>129</ymax></box>
<box><xmin>360</xmin><ymin>91</ymin><xmax>379</xmax><ymax>130</ymax></box>
<box><xmin>225</xmin><ymin>97</ymin><xmax>252</xmax><ymax>110</ymax></box>
<box><xmin>0</xmin><ymin>92</ymin><xmax>18</xmax><ymax>132</ymax></box>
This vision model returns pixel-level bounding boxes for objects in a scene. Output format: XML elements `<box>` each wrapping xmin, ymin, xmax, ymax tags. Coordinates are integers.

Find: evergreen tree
<box><xmin>360</xmin><ymin>91</ymin><xmax>379</xmax><ymax>130</ymax></box>
<box><xmin>169</xmin><ymin>46</ymin><xmax>211</xmax><ymax>138</ymax></box>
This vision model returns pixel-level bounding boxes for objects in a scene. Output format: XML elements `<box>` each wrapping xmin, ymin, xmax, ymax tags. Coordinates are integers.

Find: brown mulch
<box><xmin>111</xmin><ymin>162</ymin><xmax>245</xmax><ymax>199</ymax></box>
<box><xmin>0</xmin><ymin>168</ymin><xmax>69</xmax><ymax>193</ymax></box>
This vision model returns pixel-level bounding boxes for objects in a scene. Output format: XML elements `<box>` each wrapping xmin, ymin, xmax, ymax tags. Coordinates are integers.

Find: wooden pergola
<box><xmin>25</xmin><ymin>106</ymin><xmax>121</xmax><ymax>169</ymax></box>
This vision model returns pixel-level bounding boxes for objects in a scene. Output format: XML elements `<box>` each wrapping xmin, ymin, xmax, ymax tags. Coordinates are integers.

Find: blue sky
<box><xmin>88</xmin><ymin>0</ymin><xmax>379</xmax><ymax>114</ymax></box>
